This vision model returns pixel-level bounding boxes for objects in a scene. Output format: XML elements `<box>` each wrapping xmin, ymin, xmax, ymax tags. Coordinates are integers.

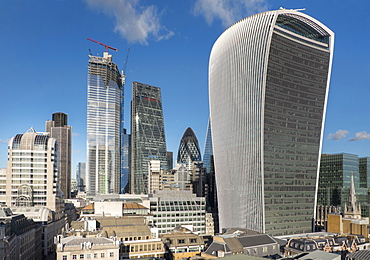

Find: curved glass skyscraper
<box><xmin>209</xmin><ymin>9</ymin><xmax>334</xmax><ymax>235</ymax></box>
<box><xmin>177</xmin><ymin>127</ymin><xmax>202</xmax><ymax>165</ymax></box>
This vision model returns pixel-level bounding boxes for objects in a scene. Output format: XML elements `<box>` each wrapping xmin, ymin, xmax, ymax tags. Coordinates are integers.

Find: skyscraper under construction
<box><xmin>86</xmin><ymin>51</ymin><xmax>123</xmax><ymax>195</ymax></box>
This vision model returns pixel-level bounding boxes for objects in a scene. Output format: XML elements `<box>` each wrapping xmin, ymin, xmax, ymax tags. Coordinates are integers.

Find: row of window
<box><xmin>123</xmin><ymin>243</ymin><xmax>162</xmax><ymax>252</ymax></box>
<box><xmin>157</xmin><ymin>222</ymin><xmax>204</xmax><ymax>228</ymax></box>
<box><xmin>12</xmin><ymin>169</ymin><xmax>48</xmax><ymax>173</ymax></box>
<box><xmin>12</xmin><ymin>158</ymin><xmax>47</xmax><ymax>162</ymax></box>
<box><xmin>11</xmin><ymin>152</ymin><xmax>49</xmax><ymax>156</ymax></box>
<box><xmin>156</xmin><ymin>218</ymin><xmax>204</xmax><ymax>223</ymax></box>
<box><xmin>63</xmin><ymin>252</ymin><xmax>114</xmax><ymax>260</ymax></box>
<box><xmin>167</xmin><ymin>238</ymin><xmax>197</xmax><ymax>244</ymax></box>
<box><xmin>151</xmin><ymin>201</ymin><xmax>204</xmax><ymax>206</ymax></box>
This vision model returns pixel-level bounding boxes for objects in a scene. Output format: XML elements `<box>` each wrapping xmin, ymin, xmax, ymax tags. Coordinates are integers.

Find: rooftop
<box><xmin>60</xmin><ymin>236</ymin><xmax>117</xmax><ymax>247</ymax></box>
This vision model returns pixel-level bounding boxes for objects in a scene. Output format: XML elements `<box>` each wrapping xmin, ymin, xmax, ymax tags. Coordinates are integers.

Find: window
<box><xmin>190</xmin><ymin>239</ymin><xmax>197</xmax><ymax>243</ymax></box>
<box><xmin>178</xmin><ymin>239</ymin><xmax>185</xmax><ymax>244</ymax></box>
<box><xmin>101</xmin><ymin>253</ymin><xmax>105</xmax><ymax>258</ymax></box>
<box><xmin>73</xmin><ymin>255</ymin><xmax>77</xmax><ymax>260</ymax></box>
<box><xmin>87</xmin><ymin>254</ymin><xmax>91</xmax><ymax>258</ymax></box>
<box><xmin>110</xmin><ymin>252</ymin><xmax>114</xmax><ymax>257</ymax></box>
<box><xmin>80</xmin><ymin>254</ymin><xmax>84</xmax><ymax>259</ymax></box>
<box><xmin>63</xmin><ymin>256</ymin><xmax>67</xmax><ymax>260</ymax></box>
<box><xmin>93</xmin><ymin>254</ymin><xmax>98</xmax><ymax>259</ymax></box>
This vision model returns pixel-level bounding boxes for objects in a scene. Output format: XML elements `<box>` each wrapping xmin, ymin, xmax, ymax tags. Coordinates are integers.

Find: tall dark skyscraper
<box><xmin>120</xmin><ymin>128</ymin><xmax>130</xmax><ymax>193</ymax></box>
<box><xmin>76</xmin><ymin>162</ymin><xmax>86</xmax><ymax>192</ymax></box>
<box><xmin>86</xmin><ymin>51</ymin><xmax>123</xmax><ymax>195</ymax></box>
<box><xmin>209</xmin><ymin>9</ymin><xmax>334</xmax><ymax>235</ymax></box>
<box><xmin>203</xmin><ymin>119</ymin><xmax>213</xmax><ymax>174</ymax></box>
<box><xmin>359</xmin><ymin>157</ymin><xmax>370</xmax><ymax>189</ymax></box>
<box><xmin>46</xmin><ymin>112</ymin><xmax>72</xmax><ymax>199</ymax></box>
<box><xmin>177</xmin><ymin>127</ymin><xmax>201</xmax><ymax>165</ymax></box>
<box><xmin>166</xmin><ymin>151</ymin><xmax>173</xmax><ymax>171</ymax></box>
<box><xmin>131</xmin><ymin>82</ymin><xmax>167</xmax><ymax>194</ymax></box>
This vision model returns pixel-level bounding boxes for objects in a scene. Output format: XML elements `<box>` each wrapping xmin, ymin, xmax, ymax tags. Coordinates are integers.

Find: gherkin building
<box><xmin>177</xmin><ymin>127</ymin><xmax>201</xmax><ymax>165</ymax></box>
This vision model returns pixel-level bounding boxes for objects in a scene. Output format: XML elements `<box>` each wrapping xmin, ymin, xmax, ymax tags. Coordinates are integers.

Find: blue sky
<box><xmin>1</xmin><ymin>0</ymin><xmax>370</xmax><ymax>176</ymax></box>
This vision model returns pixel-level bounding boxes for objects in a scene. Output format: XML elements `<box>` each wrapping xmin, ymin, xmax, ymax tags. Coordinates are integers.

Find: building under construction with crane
<box><xmin>86</xmin><ymin>38</ymin><xmax>124</xmax><ymax>195</ymax></box>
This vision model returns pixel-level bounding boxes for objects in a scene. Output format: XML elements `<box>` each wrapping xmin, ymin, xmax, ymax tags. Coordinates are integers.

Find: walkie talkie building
<box><xmin>209</xmin><ymin>9</ymin><xmax>334</xmax><ymax>235</ymax></box>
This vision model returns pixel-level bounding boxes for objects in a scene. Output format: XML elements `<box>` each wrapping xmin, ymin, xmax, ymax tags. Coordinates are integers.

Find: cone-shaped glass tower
<box><xmin>177</xmin><ymin>127</ymin><xmax>202</xmax><ymax>165</ymax></box>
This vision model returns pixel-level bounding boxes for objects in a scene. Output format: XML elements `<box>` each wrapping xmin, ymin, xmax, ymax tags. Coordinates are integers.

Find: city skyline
<box><xmin>1</xmin><ymin>1</ymin><xmax>370</xmax><ymax>175</ymax></box>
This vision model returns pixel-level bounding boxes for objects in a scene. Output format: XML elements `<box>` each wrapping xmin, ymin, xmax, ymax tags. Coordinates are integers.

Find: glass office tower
<box><xmin>318</xmin><ymin>153</ymin><xmax>369</xmax><ymax>217</ymax></box>
<box><xmin>120</xmin><ymin>129</ymin><xmax>130</xmax><ymax>193</ymax></box>
<box><xmin>86</xmin><ymin>52</ymin><xmax>123</xmax><ymax>195</ymax></box>
<box><xmin>131</xmin><ymin>82</ymin><xmax>167</xmax><ymax>194</ymax></box>
<box><xmin>76</xmin><ymin>162</ymin><xmax>86</xmax><ymax>192</ymax></box>
<box><xmin>177</xmin><ymin>127</ymin><xmax>201</xmax><ymax>165</ymax></box>
<box><xmin>203</xmin><ymin>119</ymin><xmax>213</xmax><ymax>174</ymax></box>
<box><xmin>209</xmin><ymin>9</ymin><xmax>334</xmax><ymax>235</ymax></box>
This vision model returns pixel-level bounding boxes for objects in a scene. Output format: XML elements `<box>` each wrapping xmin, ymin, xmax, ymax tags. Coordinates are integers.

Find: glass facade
<box><xmin>120</xmin><ymin>130</ymin><xmax>130</xmax><ymax>193</ymax></box>
<box><xmin>203</xmin><ymin>119</ymin><xmax>213</xmax><ymax>174</ymax></box>
<box><xmin>318</xmin><ymin>153</ymin><xmax>369</xmax><ymax>217</ymax></box>
<box><xmin>76</xmin><ymin>162</ymin><xmax>86</xmax><ymax>192</ymax></box>
<box><xmin>177</xmin><ymin>127</ymin><xmax>201</xmax><ymax>166</ymax></box>
<box><xmin>131</xmin><ymin>82</ymin><xmax>167</xmax><ymax>194</ymax></box>
<box><xmin>86</xmin><ymin>52</ymin><xmax>122</xmax><ymax>195</ymax></box>
<box><xmin>359</xmin><ymin>157</ymin><xmax>370</xmax><ymax>188</ymax></box>
<box><xmin>209</xmin><ymin>10</ymin><xmax>334</xmax><ymax>235</ymax></box>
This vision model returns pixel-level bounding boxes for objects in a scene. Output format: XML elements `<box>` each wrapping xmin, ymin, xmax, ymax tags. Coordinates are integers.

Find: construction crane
<box><xmin>123</xmin><ymin>47</ymin><xmax>130</xmax><ymax>74</ymax></box>
<box><xmin>87</xmin><ymin>38</ymin><xmax>119</xmax><ymax>53</ymax></box>
<box><xmin>122</xmin><ymin>47</ymin><xmax>130</xmax><ymax>86</ymax></box>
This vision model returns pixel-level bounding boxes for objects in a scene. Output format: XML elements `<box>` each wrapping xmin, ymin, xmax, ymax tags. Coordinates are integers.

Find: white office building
<box><xmin>4</xmin><ymin>128</ymin><xmax>63</xmax><ymax>218</ymax></box>
<box><xmin>149</xmin><ymin>190</ymin><xmax>206</xmax><ymax>235</ymax></box>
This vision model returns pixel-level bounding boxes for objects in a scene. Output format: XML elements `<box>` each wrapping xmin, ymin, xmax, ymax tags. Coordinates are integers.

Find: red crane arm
<box><xmin>87</xmin><ymin>38</ymin><xmax>119</xmax><ymax>52</ymax></box>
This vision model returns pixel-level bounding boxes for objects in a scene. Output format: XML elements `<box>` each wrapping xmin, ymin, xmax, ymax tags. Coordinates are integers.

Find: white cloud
<box><xmin>328</xmin><ymin>130</ymin><xmax>349</xmax><ymax>141</ymax></box>
<box><xmin>193</xmin><ymin>0</ymin><xmax>268</xmax><ymax>28</ymax></box>
<box><xmin>0</xmin><ymin>139</ymin><xmax>8</xmax><ymax>144</ymax></box>
<box><xmin>84</xmin><ymin>0</ymin><xmax>174</xmax><ymax>45</ymax></box>
<box><xmin>349</xmin><ymin>131</ymin><xmax>370</xmax><ymax>141</ymax></box>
